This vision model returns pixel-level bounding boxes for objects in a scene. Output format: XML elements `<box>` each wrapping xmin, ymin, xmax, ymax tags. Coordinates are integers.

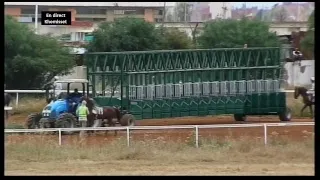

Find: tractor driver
<box><xmin>69</xmin><ymin>88</ymin><xmax>81</xmax><ymax>112</ymax></box>
<box><xmin>70</xmin><ymin>88</ymin><xmax>80</xmax><ymax>97</ymax></box>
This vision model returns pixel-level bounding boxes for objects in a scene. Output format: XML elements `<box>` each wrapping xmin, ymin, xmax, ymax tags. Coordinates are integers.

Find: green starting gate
<box><xmin>85</xmin><ymin>47</ymin><xmax>290</xmax><ymax>121</ymax></box>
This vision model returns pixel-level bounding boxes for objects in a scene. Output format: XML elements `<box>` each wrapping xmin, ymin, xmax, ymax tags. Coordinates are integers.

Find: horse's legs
<box><xmin>104</xmin><ymin>118</ymin><xmax>110</xmax><ymax>136</ymax></box>
<box><xmin>4</xmin><ymin>111</ymin><xmax>8</xmax><ymax>128</ymax></box>
<box><xmin>301</xmin><ymin>104</ymin><xmax>308</xmax><ymax>116</ymax></box>
<box><xmin>112</xmin><ymin>119</ymin><xmax>117</xmax><ymax>136</ymax></box>
<box><xmin>309</xmin><ymin>105</ymin><xmax>313</xmax><ymax>118</ymax></box>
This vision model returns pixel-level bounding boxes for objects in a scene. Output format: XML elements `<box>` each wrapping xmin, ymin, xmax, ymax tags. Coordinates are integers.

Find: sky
<box><xmin>232</xmin><ymin>2</ymin><xmax>304</xmax><ymax>8</ymax></box>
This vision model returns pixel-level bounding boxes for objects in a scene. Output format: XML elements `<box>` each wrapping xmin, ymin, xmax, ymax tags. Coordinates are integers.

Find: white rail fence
<box><xmin>5</xmin><ymin>122</ymin><xmax>314</xmax><ymax>147</ymax></box>
<box><xmin>4</xmin><ymin>106</ymin><xmax>13</xmax><ymax>127</ymax></box>
<box><xmin>5</xmin><ymin>89</ymin><xmax>295</xmax><ymax>107</ymax></box>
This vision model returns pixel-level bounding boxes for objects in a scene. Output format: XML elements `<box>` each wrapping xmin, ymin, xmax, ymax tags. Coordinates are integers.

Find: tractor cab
<box><xmin>44</xmin><ymin>84</ymin><xmax>56</xmax><ymax>104</ymax></box>
<box><xmin>41</xmin><ymin>79</ymin><xmax>89</xmax><ymax>119</ymax></box>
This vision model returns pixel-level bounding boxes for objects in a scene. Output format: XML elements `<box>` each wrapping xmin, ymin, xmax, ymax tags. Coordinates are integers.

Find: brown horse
<box><xmin>80</xmin><ymin>96</ymin><xmax>122</xmax><ymax>135</ymax></box>
<box><xmin>97</xmin><ymin>107</ymin><xmax>122</xmax><ymax>136</ymax></box>
<box><xmin>294</xmin><ymin>86</ymin><xmax>314</xmax><ymax>117</ymax></box>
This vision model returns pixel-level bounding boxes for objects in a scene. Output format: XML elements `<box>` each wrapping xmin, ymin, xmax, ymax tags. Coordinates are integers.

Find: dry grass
<box><xmin>5</xmin><ymin>135</ymin><xmax>314</xmax><ymax>175</ymax></box>
<box><xmin>11</xmin><ymin>97</ymin><xmax>47</xmax><ymax>115</ymax></box>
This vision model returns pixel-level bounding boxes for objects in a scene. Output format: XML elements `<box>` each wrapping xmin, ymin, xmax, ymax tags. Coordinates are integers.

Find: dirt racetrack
<box><xmin>6</xmin><ymin>115</ymin><xmax>314</xmax><ymax>146</ymax></box>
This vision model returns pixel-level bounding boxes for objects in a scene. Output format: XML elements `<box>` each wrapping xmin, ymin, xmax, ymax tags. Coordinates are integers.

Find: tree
<box><xmin>272</xmin><ymin>6</ymin><xmax>288</xmax><ymax>22</ymax></box>
<box><xmin>174</xmin><ymin>2</ymin><xmax>192</xmax><ymax>22</ymax></box>
<box><xmin>300</xmin><ymin>10</ymin><xmax>314</xmax><ymax>58</ymax></box>
<box><xmin>87</xmin><ymin>18</ymin><xmax>163</xmax><ymax>52</ymax></box>
<box><xmin>198</xmin><ymin>18</ymin><xmax>281</xmax><ymax>49</ymax></box>
<box><xmin>5</xmin><ymin>16</ymin><xmax>74</xmax><ymax>89</ymax></box>
<box><xmin>87</xmin><ymin>17</ymin><xmax>191</xmax><ymax>52</ymax></box>
<box><xmin>160</xmin><ymin>27</ymin><xmax>192</xmax><ymax>49</ymax></box>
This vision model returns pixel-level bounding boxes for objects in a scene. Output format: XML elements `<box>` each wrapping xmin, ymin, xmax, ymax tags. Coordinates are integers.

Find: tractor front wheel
<box><xmin>234</xmin><ymin>114</ymin><xmax>247</xmax><ymax>122</ymax></box>
<box><xmin>119</xmin><ymin>114</ymin><xmax>135</xmax><ymax>126</ymax></box>
<box><xmin>279</xmin><ymin>107</ymin><xmax>292</xmax><ymax>121</ymax></box>
<box><xmin>55</xmin><ymin>113</ymin><xmax>77</xmax><ymax>135</ymax></box>
<box><xmin>25</xmin><ymin>113</ymin><xmax>42</xmax><ymax>129</ymax></box>
<box><xmin>39</xmin><ymin>118</ymin><xmax>53</xmax><ymax>128</ymax></box>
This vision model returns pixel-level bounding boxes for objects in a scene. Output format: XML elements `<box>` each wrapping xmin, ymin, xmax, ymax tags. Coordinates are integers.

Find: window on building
<box><xmin>21</xmin><ymin>8</ymin><xmax>35</xmax><ymax>15</ymax></box>
<box><xmin>37</xmin><ymin>7</ymin><xmax>48</xmax><ymax>14</ymax></box>
<box><xmin>115</xmin><ymin>16</ymin><xmax>144</xmax><ymax>21</ymax></box>
<box><xmin>32</xmin><ymin>17</ymin><xmax>42</xmax><ymax>22</ymax></box>
<box><xmin>136</xmin><ymin>9</ymin><xmax>145</xmax><ymax>15</ymax></box>
<box><xmin>76</xmin><ymin>7</ymin><xmax>106</xmax><ymax>15</ymax></box>
<box><xmin>114</xmin><ymin>10</ymin><xmax>125</xmax><ymax>15</ymax></box>
<box><xmin>60</xmin><ymin>34</ymin><xmax>71</xmax><ymax>41</ymax></box>
<box><xmin>75</xmin><ymin>18</ymin><xmax>106</xmax><ymax>22</ymax></box>
<box><xmin>72</xmin><ymin>32</ymin><xmax>86</xmax><ymax>41</ymax></box>
<box><xmin>124</xmin><ymin>10</ymin><xmax>137</xmax><ymax>15</ymax></box>
<box><xmin>93</xmin><ymin>18</ymin><xmax>106</xmax><ymax>22</ymax></box>
<box><xmin>154</xmin><ymin>18</ymin><xmax>163</xmax><ymax>22</ymax></box>
<box><xmin>158</xmin><ymin>10</ymin><xmax>163</xmax><ymax>15</ymax></box>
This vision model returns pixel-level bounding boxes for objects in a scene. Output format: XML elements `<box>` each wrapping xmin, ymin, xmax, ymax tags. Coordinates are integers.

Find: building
<box><xmin>5</xmin><ymin>2</ymin><xmax>171</xmax><ymax>45</ymax></box>
<box><xmin>274</xmin><ymin>2</ymin><xmax>314</xmax><ymax>22</ymax></box>
<box><xmin>5</xmin><ymin>2</ymin><xmax>168</xmax><ymax>23</ymax></box>
<box><xmin>208</xmin><ymin>2</ymin><xmax>232</xmax><ymax>19</ymax></box>
<box><xmin>188</xmin><ymin>2</ymin><xmax>211</xmax><ymax>22</ymax></box>
<box><xmin>231</xmin><ymin>5</ymin><xmax>259</xmax><ymax>20</ymax></box>
<box><xmin>188</xmin><ymin>2</ymin><xmax>231</xmax><ymax>22</ymax></box>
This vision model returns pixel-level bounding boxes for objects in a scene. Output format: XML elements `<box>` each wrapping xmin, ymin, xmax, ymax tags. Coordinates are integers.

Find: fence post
<box><xmin>58</xmin><ymin>129</ymin><xmax>62</xmax><ymax>146</ymax></box>
<box><xmin>263</xmin><ymin>124</ymin><xmax>267</xmax><ymax>145</ymax></box>
<box><xmin>195</xmin><ymin>125</ymin><xmax>199</xmax><ymax>148</ymax></box>
<box><xmin>126</xmin><ymin>127</ymin><xmax>130</xmax><ymax>147</ymax></box>
<box><xmin>15</xmin><ymin>93</ymin><xmax>19</xmax><ymax>107</ymax></box>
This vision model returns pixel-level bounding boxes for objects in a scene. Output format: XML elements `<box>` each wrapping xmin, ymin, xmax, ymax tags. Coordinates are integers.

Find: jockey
<box><xmin>308</xmin><ymin>77</ymin><xmax>314</xmax><ymax>102</ymax></box>
<box><xmin>293</xmin><ymin>48</ymin><xmax>303</xmax><ymax>60</ymax></box>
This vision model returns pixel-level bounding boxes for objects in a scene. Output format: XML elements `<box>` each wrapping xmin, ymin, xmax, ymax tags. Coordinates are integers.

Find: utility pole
<box><xmin>222</xmin><ymin>2</ymin><xmax>227</xmax><ymax>19</ymax></box>
<box><xmin>35</xmin><ymin>4</ymin><xmax>38</xmax><ymax>34</ymax></box>
<box><xmin>184</xmin><ymin>2</ymin><xmax>187</xmax><ymax>22</ymax></box>
<box><xmin>163</xmin><ymin>2</ymin><xmax>166</xmax><ymax>23</ymax></box>
<box><xmin>244</xmin><ymin>2</ymin><xmax>247</xmax><ymax>18</ymax></box>
<box><xmin>297</xmin><ymin>3</ymin><xmax>300</xmax><ymax>21</ymax></box>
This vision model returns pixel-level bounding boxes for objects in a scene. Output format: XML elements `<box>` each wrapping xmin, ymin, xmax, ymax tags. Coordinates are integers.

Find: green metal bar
<box><xmin>86</xmin><ymin>47</ymin><xmax>280</xmax><ymax>55</ymax></box>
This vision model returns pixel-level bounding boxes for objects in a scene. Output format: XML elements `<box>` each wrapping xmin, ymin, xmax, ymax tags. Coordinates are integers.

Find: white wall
<box><xmin>27</xmin><ymin>23</ymin><xmax>97</xmax><ymax>36</ymax></box>
<box><xmin>284</xmin><ymin>60</ymin><xmax>314</xmax><ymax>87</ymax></box>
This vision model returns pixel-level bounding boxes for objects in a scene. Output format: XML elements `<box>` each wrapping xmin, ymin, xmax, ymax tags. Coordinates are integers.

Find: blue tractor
<box><xmin>25</xmin><ymin>79</ymin><xmax>89</xmax><ymax>134</ymax></box>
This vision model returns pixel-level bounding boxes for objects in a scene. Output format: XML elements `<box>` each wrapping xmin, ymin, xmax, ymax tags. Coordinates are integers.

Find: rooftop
<box><xmin>5</xmin><ymin>2</ymin><xmax>176</xmax><ymax>7</ymax></box>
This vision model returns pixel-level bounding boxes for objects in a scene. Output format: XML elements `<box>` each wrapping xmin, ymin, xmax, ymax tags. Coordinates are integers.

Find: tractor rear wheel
<box><xmin>234</xmin><ymin>114</ymin><xmax>247</xmax><ymax>121</ymax></box>
<box><xmin>279</xmin><ymin>107</ymin><xmax>292</xmax><ymax>121</ymax></box>
<box><xmin>120</xmin><ymin>114</ymin><xmax>135</xmax><ymax>126</ymax></box>
<box><xmin>55</xmin><ymin>113</ymin><xmax>77</xmax><ymax>135</ymax></box>
<box><xmin>25</xmin><ymin>113</ymin><xmax>42</xmax><ymax>129</ymax></box>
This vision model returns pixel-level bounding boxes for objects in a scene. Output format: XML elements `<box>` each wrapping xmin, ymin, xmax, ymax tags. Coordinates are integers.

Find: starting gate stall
<box><xmin>85</xmin><ymin>47</ymin><xmax>291</xmax><ymax>121</ymax></box>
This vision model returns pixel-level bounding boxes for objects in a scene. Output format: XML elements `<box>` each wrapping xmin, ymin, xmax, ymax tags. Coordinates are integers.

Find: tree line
<box><xmin>5</xmin><ymin>13</ymin><xmax>313</xmax><ymax>90</ymax></box>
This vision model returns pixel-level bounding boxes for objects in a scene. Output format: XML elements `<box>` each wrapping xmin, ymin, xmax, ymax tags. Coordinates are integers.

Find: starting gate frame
<box><xmin>85</xmin><ymin>47</ymin><xmax>290</xmax><ymax>121</ymax></box>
